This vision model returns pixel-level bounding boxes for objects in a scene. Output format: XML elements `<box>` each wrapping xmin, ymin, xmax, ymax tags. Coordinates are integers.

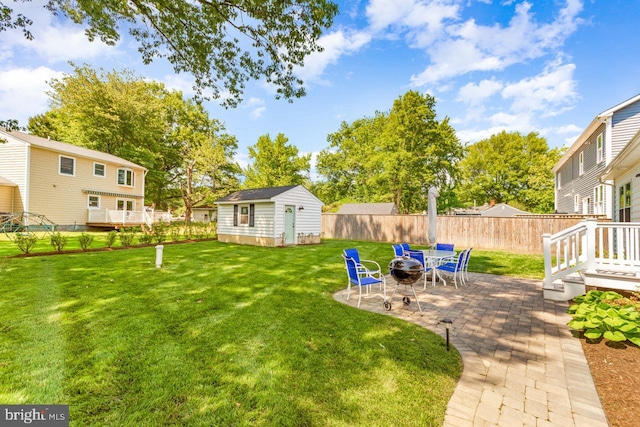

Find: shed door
<box><xmin>284</xmin><ymin>205</ymin><xmax>295</xmax><ymax>245</ymax></box>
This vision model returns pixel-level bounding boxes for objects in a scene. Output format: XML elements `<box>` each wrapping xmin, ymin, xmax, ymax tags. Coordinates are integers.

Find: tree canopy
<box><xmin>1</xmin><ymin>0</ymin><xmax>339</xmax><ymax>106</ymax></box>
<box><xmin>455</xmin><ymin>130</ymin><xmax>562</xmax><ymax>213</ymax></box>
<box><xmin>316</xmin><ymin>90</ymin><xmax>463</xmax><ymax>213</ymax></box>
<box><xmin>243</xmin><ymin>133</ymin><xmax>310</xmax><ymax>188</ymax></box>
<box><xmin>28</xmin><ymin>64</ymin><xmax>241</xmax><ymax>211</ymax></box>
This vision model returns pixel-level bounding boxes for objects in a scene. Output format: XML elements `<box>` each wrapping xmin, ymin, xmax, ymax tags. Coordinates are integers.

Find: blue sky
<box><xmin>2</xmin><ymin>0</ymin><xmax>640</xmax><ymax>179</ymax></box>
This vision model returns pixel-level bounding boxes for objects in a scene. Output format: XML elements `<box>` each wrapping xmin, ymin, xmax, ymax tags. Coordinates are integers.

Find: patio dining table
<box><xmin>421</xmin><ymin>249</ymin><xmax>456</xmax><ymax>286</ymax></box>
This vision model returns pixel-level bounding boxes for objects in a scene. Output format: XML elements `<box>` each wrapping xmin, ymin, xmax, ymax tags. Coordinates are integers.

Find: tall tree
<box><xmin>317</xmin><ymin>91</ymin><xmax>463</xmax><ymax>213</ymax></box>
<box><xmin>243</xmin><ymin>133</ymin><xmax>310</xmax><ymax>188</ymax></box>
<box><xmin>28</xmin><ymin>64</ymin><xmax>241</xmax><ymax>210</ymax></box>
<box><xmin>162</xmin><ymin>92</ymin><xmax>240</xmax><ymax>220</ymax></box>
<box><xmin>1</xmin><ymin>0</ymin><xmax>338</xmax><ymax>106</ymax></box>
<box><xmin>455</xmin><ymin>131</ymin><xmax>562</xmax><ymax>213</ymax></box>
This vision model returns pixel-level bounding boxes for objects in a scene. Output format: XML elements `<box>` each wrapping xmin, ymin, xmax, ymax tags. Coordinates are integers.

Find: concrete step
<box><xmin>543</xmin><ymin>278</ymin><xmax>586</xmax><ymax>301</ymax></box>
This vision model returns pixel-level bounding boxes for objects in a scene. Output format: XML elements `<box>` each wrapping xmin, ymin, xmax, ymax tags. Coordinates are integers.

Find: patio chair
<box><xmin>405</xmin><ymin>249</ymin><xmax>432</xmax><ymax>289</ymax></box>
<box><xmin>441</xmin><ymin>248</ymin><xmax>472</xmax><ymax>285</ymax></box>
<box><xmin>400</xmin><ymin>243</ymin><xmax>411</xmax><ymax>252</ymax></box>
<box><xmin>343</xmin><ymin>248</ymin><xmax>382</xmax><ymax>286</ymax></box>
<box><xmin>435</xmin><ymin>243</ymin><xmax>455</xmax><ymax>251</ymax></box>
<box><xmin>435</xmin><ymin>249</ymin><xmax>468</xmax><ymax>289</ymax></box>
<box><xmin>392</xmin><ymin>244</ymin><xmax>405</xmax><ymax>257</ymax></box>
<box><xmin>342</xmin><ymin>254</ymin><xmax>386</xmax><ymax>308</ymax></box>
<box><xmin>463</xmin><ymin>248</ymin><xmax>473</xmax><ymax>284</ymax></box>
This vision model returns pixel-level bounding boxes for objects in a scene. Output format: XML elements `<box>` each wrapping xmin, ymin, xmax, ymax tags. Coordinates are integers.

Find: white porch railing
<box><xmin>87</xmin><ymin>209</ymin><xmax>154</xmax><ymax>227</ymax></box>
<box><xmin>543</xmin><ymin>219</ymin><xmax>640</xmax><ymax>289</ymax></box>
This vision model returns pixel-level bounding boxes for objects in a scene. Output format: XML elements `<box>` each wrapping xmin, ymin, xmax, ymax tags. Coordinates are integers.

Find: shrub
<box><xmin>50</xmin><ymin>232</ymin><xmax>68</xmax><ymax>252</ymax></box>
<box><xmin>78</xmin><ymin>232</ymin><xmax>94</xmax><ymax>251</ymax></box>
<box><xmin>119</xmin><ymin>231</ymin><xmax>135</xmax><ymax>247</ymax></box>
<box><xmin>105</xmin><ymin>231</ymin><xmax>117</xmax><ymax>248</ymax></box>
<box><xmin>568</xmin><ymin>290</ymin><xmax>640</xmax><ymax>346</ymax></box>
<box><xmin>14</xmin><ymin>233</ymin><xmax>38</xmax><ymax>254</ymax></box>
<box><xmin>169</xmin><ymin>225</ymin><xmax>182</xmax><ymax>242</ymax></box>
<box><xmin>152</xmin><ymin>222</ymin><xmax>167</xmax><ymax>244</ymax></box>
<box><xmin>138</xmin><ymin>233</ymin><xmax>153</xmax><ymax>244</ymax></box>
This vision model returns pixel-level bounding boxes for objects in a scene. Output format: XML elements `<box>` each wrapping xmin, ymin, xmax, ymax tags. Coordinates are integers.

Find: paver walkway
<box><xmin>333</xmin><ymin>272</ymin><xmax>609</xmax><ymax>426</ymax></box>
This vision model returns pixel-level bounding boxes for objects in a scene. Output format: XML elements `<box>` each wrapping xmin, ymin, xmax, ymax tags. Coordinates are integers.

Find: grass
<box><xmin>0</xmin><ymin>238</ymin><xmax>472</xmax><ymax>426</ymax></box>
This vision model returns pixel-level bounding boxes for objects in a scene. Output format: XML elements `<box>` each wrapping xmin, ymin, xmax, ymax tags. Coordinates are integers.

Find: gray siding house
<box><xmin>553</xmin><ymin>94</ymin><xmax>640</xmax><ymax>218</ymax></box>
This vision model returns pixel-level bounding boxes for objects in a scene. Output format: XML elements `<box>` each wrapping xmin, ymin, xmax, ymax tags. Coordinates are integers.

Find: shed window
<box><xmin>234</xmin><ymin>204</ymin><xmax>255</xmax><ymax>227</ymax></box>
<box><xmin>59</xmin><ymin>155</ymin><xmax>75</xmax><ymax>176</ymax></box>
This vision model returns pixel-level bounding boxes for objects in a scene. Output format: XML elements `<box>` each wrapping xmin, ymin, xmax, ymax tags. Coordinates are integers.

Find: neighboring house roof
<box><xmin>601</xmin><ymin>128</ymin><xmax>640</xmax><ymax>181</ymax></box>
<box><xmin>553</xmin><ymin>93</ymin><xmax>640</xmax><ymax>173</ymax></box>
<box><xmin>454</xmin><ymin>203</ymin><xmax>531</xmax><ymax>217</ymax></box>
<box><xmin>215</xmin><ymin>185</ymin><xmax>301</xmax><ymax>203</ymax></box>
<box><xmin>0</xmin><ymin>176</ymin><xmax>17</xmax><ymax>186</ymax></box>
<box><xmin>337</xmin><ymin>203</ymin><xmax>398</xmax><ymax>215</ymax></box>
<box><xmin>0</xmin><ymin>129</ymin><xmax>146</xmax><ymax>170</ymax></box>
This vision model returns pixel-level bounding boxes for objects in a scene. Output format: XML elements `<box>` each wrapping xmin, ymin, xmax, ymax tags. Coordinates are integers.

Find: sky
<box><xmin>2</xmin><ymin>0</ymin><xmax>640</xmax><ymax>180</ymax></box>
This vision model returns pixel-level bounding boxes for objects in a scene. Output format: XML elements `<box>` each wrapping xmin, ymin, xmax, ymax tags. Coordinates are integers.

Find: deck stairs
<box><xmin>543</xmin><ymin>219</ymin><xmax>640</xmax><ymax>301</ymax></box>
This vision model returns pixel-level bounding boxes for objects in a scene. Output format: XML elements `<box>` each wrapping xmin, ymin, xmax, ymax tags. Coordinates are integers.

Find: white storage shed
<box><xmin>215</xmin><ymin>185</ymin><xmax>324</xmax><ymax>246</ymax></box>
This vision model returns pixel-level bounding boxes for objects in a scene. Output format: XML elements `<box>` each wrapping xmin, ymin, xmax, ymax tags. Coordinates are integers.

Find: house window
<box><xmin>117</xmin><ymin>199</ymin><xmax>134</xmax><ymax>211</ymax></box>
<box><xmin>557</xmin><ymin>172</ymin><xmax>562</xmax><ymax>190</ymax></box>
<box><xmin>94</xmin><ymin>162</ymin><xmax>106</xmax><ymax>177</ymax></box>
<box><xmin>88</xmin><ymin>195</ymin><xmax>100</xmax><ymax>209</ymax></box>
<box><xmin>117</xmin><ymin>168</ymin><xmax>134</xmax><ymax>186</ymax></box>
<box><xmin>59</xmin><ymin>155</ymin><xmax>75</xmax><ymax>176</ymax></box>
<box><xmin>594</xmin><ymin>185</ymin><xmax>605</xmax><ymax>215</ymax></box>
<box><xmin>582</xmin><ymin>197</ymin><xmax>591</xmax><ymax>215</ymax></box>
<box><xmin>596</xmin><ymin>133</ymin><xmax>604</xmax><ymax>163</ymax></box>
<box><xmin>233</xmin><ymin>203</ymin><xmax>255</xmax><ymax>227</ymax></box>
<box><xmin>579</xmin><ymin>151</ymin><xmax>584</xmax><ymax>176</ymax></box>
<box><xmin>619</xmin><ymin>183</ymin><xmax>631</xmax><ymax>222</ymax></box>
<box><xmin>574</xmin><ymin>194</ymin><xmax>580</xmax><ymax>213</ymax></box>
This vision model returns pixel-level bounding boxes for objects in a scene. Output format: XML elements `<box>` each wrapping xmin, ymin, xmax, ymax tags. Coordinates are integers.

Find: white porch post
<box><xmin>543</xmin><ymin>233</ymin><xmax>552</xmax><ymax>288</ymax></box>
<box><xmin>585</xmin><ymin>219</ymin><xmax>597</xmax><ymax>271</ymax></box>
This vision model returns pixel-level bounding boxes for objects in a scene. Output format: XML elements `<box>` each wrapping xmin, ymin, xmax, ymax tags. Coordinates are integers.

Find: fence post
<box><xmin>584</xmin><ymin>219</ymin><xmax>597</xmax><ymax>271</ymax></box>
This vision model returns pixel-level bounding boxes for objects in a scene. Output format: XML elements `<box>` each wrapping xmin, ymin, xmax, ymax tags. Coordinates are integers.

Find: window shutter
<box><xmin>233</xmin><ymin>205</ymin><xmax>238</xmax><ymax>226</ymax></box>
<box><xmin>249</xmin><ymin>204</ymin><xmax>255</xmax><ymax>227</ymax></box>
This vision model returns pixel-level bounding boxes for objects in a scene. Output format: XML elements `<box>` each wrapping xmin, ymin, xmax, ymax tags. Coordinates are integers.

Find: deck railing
<box><xmin>543</xmin><ymin>219</ymin><xmax>640</xmax><ymax>288</ymax></box>
<box><xmin>87</xmin><ymin>209</ymin><xmax>154</xmax><ymax>226</ymax></box>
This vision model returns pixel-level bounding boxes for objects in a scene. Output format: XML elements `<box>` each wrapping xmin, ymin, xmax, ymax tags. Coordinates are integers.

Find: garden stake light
<box><xmin>441</xmin><ymin>319</ymin><xmax>453</xmax><ymax>351</ymax></box>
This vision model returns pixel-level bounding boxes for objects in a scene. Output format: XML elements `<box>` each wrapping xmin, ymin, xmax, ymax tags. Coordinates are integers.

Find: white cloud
<box><xmin>0</xmin><ymin>67</ymin><xmax>64</xmax><ymax>126</ymax></box>
<box><xmin>457</xmin><ymin>79</ymin><xmax>503</xmax><ymax>106</ymax></box>
<box><xmin>501</xmin><ymin>61</ymin><xmax>578</xmax><ymax>114</ymax></box>
<box><xmin>409</xmin><ymin>1</ymin><xmax>584</xmax><ymax>86</ymax></box>
<box><xmin>242</xmin><ymin>97</ymin><xmax>267</xmax><ymax>119</ymax></box>
<box><xmin>296</xmin><ymin>29</ymin><xmax>372</xmax><ymax>84</ymax></box>
<box><xmin>556</xmin><ymin>124</ymin><xmax>582</xmax><ymax>134</ymax></box>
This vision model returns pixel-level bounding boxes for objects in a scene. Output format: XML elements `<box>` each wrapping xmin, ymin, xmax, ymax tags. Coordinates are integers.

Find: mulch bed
<box><xmin>581</xmin><ymin>337</ymin><xmax>640</xmax><ymax>427</ymax></box>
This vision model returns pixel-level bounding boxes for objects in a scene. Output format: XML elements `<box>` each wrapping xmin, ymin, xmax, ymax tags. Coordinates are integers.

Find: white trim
<box><xmin>87</xmin><ymin>194</ymin><xmax>101</xmax><ymax>209</ymax></box>
<box><xmin>579</xmin><ymin>151</ymin><xmax>584</xmax><ymax>176</ymax></box>
<box><xmin>93</xmin><ymin>162</ymin><xmax>106</xmax><ymax>178</ymax></box>
<box><xmin>238</xmin><ymin>203</ymin><xmax>250</xmax><ymax>226</ymax></box>
<box><xmin>117</xmin><ymin>168</ymin><xmax>134</xmax><ymax>187</ymax></box>
<box><xmin>59</xmin><ymin>154</ymin><xmax>76</xmax><ymax>176</ymax></box>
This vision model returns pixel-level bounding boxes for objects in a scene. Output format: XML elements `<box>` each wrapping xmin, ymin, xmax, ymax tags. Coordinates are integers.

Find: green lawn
<box><xmin>0</xmin><ymin>238</ymin><xmax>472</xmax><ymax>426</ymax></box>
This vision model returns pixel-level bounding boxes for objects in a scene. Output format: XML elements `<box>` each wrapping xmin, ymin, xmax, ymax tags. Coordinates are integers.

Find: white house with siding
<box><xmin>553</xmin><ymin>93</ymin><xmax>640</xmax><ymax>218</ymax></box>
<box><xmin>0</xmin><ymin>129</ymin><xmax>147</xmax><ymax>230</ymax></box>
<box><xmin>215</xmin><ymin>185</ymin><xmax>323</xmax><ymax>246</ymax></box>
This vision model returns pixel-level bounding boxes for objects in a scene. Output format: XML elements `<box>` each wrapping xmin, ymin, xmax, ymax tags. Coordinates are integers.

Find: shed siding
<box><xmin>611</xmin><ymin>101</ymin><xmax>640</xmax><ymax>156</ymax></box>
<box><xmin>273</xmin><ymin>187</ymin><xmax>323</xmax><ymax>238</ymax></box>
<box><xmin>28</xmin><ymin>146</ymin><xmax>145</xmax><ymax>226</ymax></box>
<box><xmin>217</xmin><ymin>203</ymin><xmax>276</xmax><ymax>238</ymax></box>
<box><xmin>0</xmin><ymin>139</ymin><xmax>27</xmax><ymax>212</ymax></box>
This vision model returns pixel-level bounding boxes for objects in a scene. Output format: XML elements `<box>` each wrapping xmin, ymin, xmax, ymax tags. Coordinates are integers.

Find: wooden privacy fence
<box><xmin>321</xmin><ymin>214</ymin><xmax>607</xmax><ymax>254</ymax></box>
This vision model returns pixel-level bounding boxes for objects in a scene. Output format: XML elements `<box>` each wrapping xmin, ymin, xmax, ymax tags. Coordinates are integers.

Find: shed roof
<box><xmin>0</xmin><ymin>129</ymin><xmax>146</xmax><ymax>170</ymax></box>
<box><xmin>337</xmin><ymin>203</ymin><xmax>397</xmax><ymax>215</ymax></box>
<box><xmin>215</xmin><ymin>185</ymin><xmax>300</xmax><ymax>203</ymax></box>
